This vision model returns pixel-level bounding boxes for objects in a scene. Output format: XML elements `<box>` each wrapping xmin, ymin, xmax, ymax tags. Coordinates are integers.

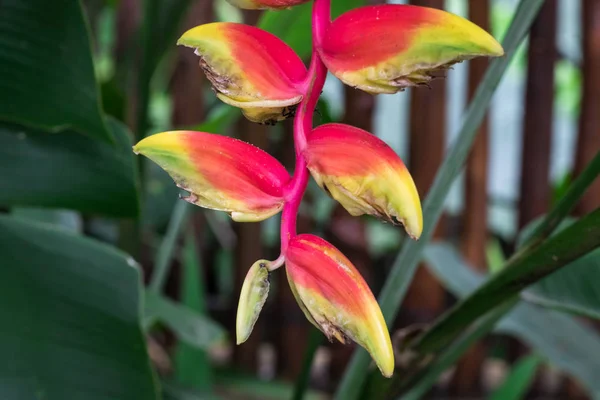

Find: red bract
<box><xmin>134</xmin><ymin>131</ymin><xmax>290</xmax><ymax>222</ymax></box>
<box><xmin>304</xmin><ymin>123</ymin><xmax>423</xmax><ymax>239</ymax></box>
<box><xmin>178</xmin><ymin>23</ymin><xmax>307</xmax><ymax>124</ymax></box>
<box><xmin>286</xmin><ymin>234</ymin><xmax>394</xmax><ymax>377</ymax></box>
<box><xmin>318</xmin><ymin>5</ymin><xmax>504</xmax><ymax>93</ymax></box>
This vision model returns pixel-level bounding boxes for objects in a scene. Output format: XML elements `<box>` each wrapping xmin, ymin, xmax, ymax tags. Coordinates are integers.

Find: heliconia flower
<box><xmin>318</xmin><ymin>5</ymin><xmax>504</xmax><ymax>94</ymax></box>
<box><xmin>178</xmin><ymin>23</ymin><xmax>307</xmax><ymax>124</ymax></box>
<box><xmin>236</xmin><ymin>260</ymin><xmax>271</xmax><ymax>345</ymax></box>
<box><xmin>286</xmin><ymin>234</ymin><xmax>394</xmax><ymax>377</ymax></box>
<box><xmin>133</xmin><ymin>131</ymin><xmax>290</xmax><ymax>222</ymax></box>
<box><xmin>304</xmin><ymin>123</ymin><xmax>423</xmax><ymax>240</ymax></box>
<box><xmin>225</xmin><ymin>0</ymin><xmax>311</xmax><ymax>9</ymax></box>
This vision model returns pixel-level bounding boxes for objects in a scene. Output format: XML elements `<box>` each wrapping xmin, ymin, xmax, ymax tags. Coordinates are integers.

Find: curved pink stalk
<box><xmin>280</xmin><ymin>0</ymin><xmax>330</xmax><ymax>253</ymax></box>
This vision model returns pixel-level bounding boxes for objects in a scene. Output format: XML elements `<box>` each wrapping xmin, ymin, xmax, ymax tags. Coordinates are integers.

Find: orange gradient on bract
<box><xmin>178</xmin><ymin>23</ymin><xmax>307</xmax><ymax>123</ymax></box>
<box><xmin>223</xmin><ymin>24</ymin><xmax>307</xmax><ymax>99</ymax></box>
<box><xmin>134</xmin><ymin>131</ymin><xmax>290</xmax><ymax>222</ymax></box>
<box><xmin>304</xmin><ymin>123</ymin><xmax>423</xmax><ymax>239</ymax></box>
<box><xmin>286</xmin><ymin>234</ymin><xmax>394</xmax><ymax>377</ymax></box>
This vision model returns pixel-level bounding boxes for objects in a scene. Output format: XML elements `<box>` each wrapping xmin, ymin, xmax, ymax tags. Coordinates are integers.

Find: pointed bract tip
<box><xmin>318</xmin><ymin>4</ymin><xmax>504</xmax><ymax>94</ymax></box>
<box><xmin>286</xmin><ymin>235</ymin><xmax>394</xmax><ymax>377</ymax></box>
<box><xmin>177</xmin><ymin>22</ymin><xmax>306</xmax><ymax>124</ymax></box>
<box><xmin>133</xmin><ymin>131</ymin><xmax>290</xmax><ymax>222</ymax></box>
<box><xmin>305</xmin><ymin>123</ymin><xmax>423</xmax><ymax>240</ymax></box>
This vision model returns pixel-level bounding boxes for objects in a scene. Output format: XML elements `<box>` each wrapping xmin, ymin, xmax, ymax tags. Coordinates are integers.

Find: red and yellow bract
<box><xmin>178</xmin><ymin>23</ymin><xmax>308</xmax><ymax>124</ymax></box>
<box><xmin>134</xmin><ymin>131</ymin><xmax>290</xmax><ymax>222</ymax></box>
<box><xmin>286</xmin><ymin>234</ymin><xmax>394</xmax><ymax>377</ymax></box>
<box><xmin>318</xmin><ymin>5</ymin><xmax>504</xmax><ymax>94</ymax></box>
<box><xmin>226</xmin><ymin>0</ymin><xmax>311</xmax><ymax>9</ymax></box>
<box><xmin>304</xmin><ymin>123</ymin><xmax>423</xmax><ymax>239</ymax></box>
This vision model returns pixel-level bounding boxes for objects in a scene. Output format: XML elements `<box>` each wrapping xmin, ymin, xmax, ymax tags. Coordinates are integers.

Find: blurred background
<box><xmin>2</xmin><ymin>0</ymin><xmax>599</xmax><ymax>399</ymax></box>
<box><xmin>91</xmin><ymin>0</ymin><xmax>599</xmax><ymax>398</ymax></box>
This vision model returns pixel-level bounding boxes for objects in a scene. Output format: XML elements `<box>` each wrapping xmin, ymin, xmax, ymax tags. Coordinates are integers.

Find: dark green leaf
<box><xmin>0</xmin><ymin>215</ymin><xmax>158</xmax><ymax>399</ymax></box>
<box><xmin>11</xmin><ymin>208</ymin><xmax>82</xmax><ymax>233</ymax></box>
<box><xmin>137</xmin><ymin>0</ymin><xmax>192</xmax><ymax>139</ymax></box>
<box><xmin>162</xmin><ymin>381</ymin><xmax>221</xmax><ymax>400</ymax></box>
<box><xmin>214</xmin><ymin>370</ymin><xmax>327</xmax><ymax>400</ymax></box>
<box><xmin>148</xmin><ymin>201</ymin><xmax>192</xmax><ymax>292</ymax></box>
<box><xmin>0</xmin><ymin>0</ymin><xmax>111</xmax><ymax>142</ymax></box>
<box><xmin>145</xmin><ymin>0</ymin><xmax>192</xmax><ymax>79</ymax></box>
<box><xmin>399</xmin><ymin>302</ymin><xmax>516</xmax><ymax>400</ymax></box>
<box><xmin>334</xmin><ymin>1</ymin><xmax>546</xmax><ymax>397</ymax></box>
<box><xmin>423</xmin><ymin>243</ymin><xmax>600</xmax><ymax>396</ymax></box>
<box><xmin>413</xmin><ymin>209</ymin><xmax>600</xmax><ymax>355</ymax></box>
<box><xmin>144</xmin><ymin>292</ymin><xmax>226</xmax><ymax>350</ymax></box>
<box><xmin>489</xmin><ymin>355</ymin><xmax>542</xmax><ymax>400</ymax></box>
<box><xmin>0</xmin><ymin>118</ymin><xmax>140</xmax><ymax>217</ymax></box>
<box><xmin>174</xmin><ymin>233</ymin><xmax>213</xmax><ymax>391</ymax></box>
<box><xmin>192</xmin><ymin>105</ymin><xmax>239</xmax><ymax>134</ymax></box>
<box><xmin>523</xmin><ymin>236</ymin><xmax>600</xmax><ymax>320</ymax></box>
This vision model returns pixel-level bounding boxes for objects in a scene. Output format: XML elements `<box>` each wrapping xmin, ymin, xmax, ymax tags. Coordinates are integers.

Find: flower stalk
<box><xmin>280</xmin><ymin>0</ymin><xmax>330</xmax><ymax>253</ymax></box>
<box><xmin>134</xmin><ymin>0</ymin><xmax>503</xmax><ymax>377</ymax></box>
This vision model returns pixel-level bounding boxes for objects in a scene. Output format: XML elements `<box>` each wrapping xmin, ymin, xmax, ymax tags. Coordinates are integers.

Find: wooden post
<box><xmin>517</xmin><ymin>1</ymin><xmax>557</xmax><ymax>396</ymax></box>
<box><xmin>402</xmin><ymin>0</ymin><xmax>447</xmax><ymax>344</ymax></box>
<box><xmin>574</xmin><ymin>0</ymin><xmax>600</xmax><ymax>215</ymax></box>
<box><xmin>451</xmin><ymin>0</ymin><xmax>492</xmax><ymax>395</ymax></box>
<box><xmin>518</xmin><ymin>0</ymin><xmax>557</xmax><ymax>228</ymax></box>
<box><xmin>562</xmin><ymin>1</ymin><xmax>600</xmax><ymax>398</ymax></box>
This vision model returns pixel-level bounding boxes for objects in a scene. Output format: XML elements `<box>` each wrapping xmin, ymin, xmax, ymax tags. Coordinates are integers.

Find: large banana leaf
<box><xmin>0</xmin><ymin>215</ymin><xmax>158</xmax><ymax>399</ymax></box>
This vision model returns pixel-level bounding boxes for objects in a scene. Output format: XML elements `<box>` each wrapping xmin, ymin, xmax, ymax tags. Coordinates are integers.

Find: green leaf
<box><xmin>11</xmin><ymin>208</ymin><xmax>82</xmax><ymax>233</ymax></box>
<box><xmin>258</xmin><ymin>0</ymin><xmax>366</xmax><ymax>59</ymax></box>
<box><xmin>193</xmin><ymin>105</ymin><xmax>239</xmax><ymax>134</ymax></box>
<box><xmin>522</xmin><ymin>232</ymin><xmax>600</xmax><ymax>320</ymax></box>
<box><xmin>137</xmin><ymin>0</ymin><xmax>192</xmax><ymax>139</ymax></box>
<box><xmin>423</xmin><ymin>243</ymin><xmax>600</xmax><ymax>397</ymax></box>
<box><xmin>399</xmin><ymin>301</ymin><xmax>516</xmax><ymax>400</ymax></box>
<box><xmin>489</xmin><ymin>355</ymin><xmax>542</xmax><ymax>400</ymax></box>
<box><xmin>0</xmin><ymin>118</ymin><xmax>139</xmax><ymax>217</ymax></box>
<box><xmin>174</xmin><ymin>233</ymin><xmax>213</xmax><ymax>391</ymax></box>
<box><xmin>334</xmin><ymin>1</ymin><xmax>546</xmax><ymax>397</ymax></box>
<box><xmin>144</xmin><ymin>292</ymin><xmax>226</xmax><ymax>351</ymax></box>
<box><xmin>162</xmin><ymin>381</ymin><xmax>221</xmax><ymax>400</ymax></box>
<box><xmin>214</xmin><ymin>370</ymin><xmax>328</xmax><ymax>400</ymax></box>
<box><xmin>149</xmin><ymin>201</ymin><xmax>192</xmax><ymax>292</ymax></box>
<box><xmin>0</xmin><ymin>0</ymin><xmax>111</xmax><ymax>142</ymax></box>
<box><xmin>413</xmin><ymin>209</ymin><xmax>600</xmax><ymax>355</ymax></box>
<box><xmin>0</xmin><ymin>215</ymin><xmax>158</xmax><ymax>399</ymax></box>
<box><xmin>528</xmin><ymin>258</ymin><xmax>600</xmax><ymax>316</ymax></box>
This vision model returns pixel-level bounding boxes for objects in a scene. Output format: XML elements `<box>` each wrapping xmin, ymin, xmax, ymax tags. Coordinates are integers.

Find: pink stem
<box><xmin>280</xmin><ymin>0</ymin><xmax>330</xmax><ymax>254</ymax></box>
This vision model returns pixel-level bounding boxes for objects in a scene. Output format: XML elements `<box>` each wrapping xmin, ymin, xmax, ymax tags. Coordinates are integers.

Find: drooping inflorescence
<box><xmin>134</xmin><ymin>0</ymin><xmax>503</xmax><ymax>377</ymax></box>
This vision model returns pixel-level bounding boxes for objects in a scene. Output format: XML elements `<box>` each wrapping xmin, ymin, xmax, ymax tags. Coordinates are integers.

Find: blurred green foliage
<box><xmin>0</xmin><ymin>1</ymin><xmax>598</xmax><ymax>399</ymax></box>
